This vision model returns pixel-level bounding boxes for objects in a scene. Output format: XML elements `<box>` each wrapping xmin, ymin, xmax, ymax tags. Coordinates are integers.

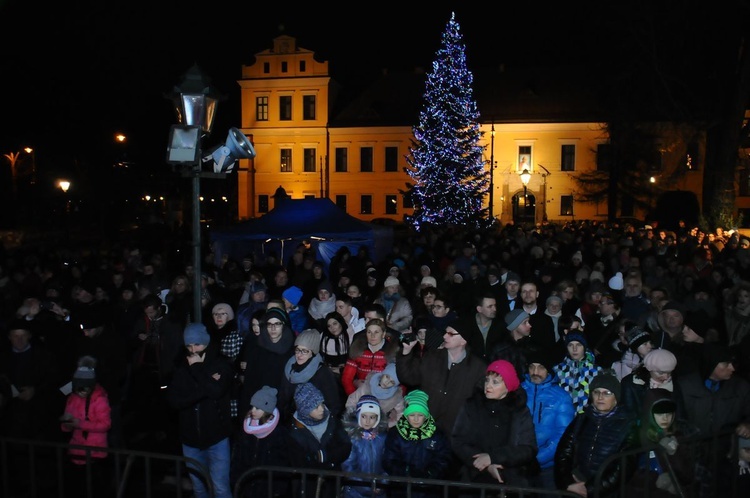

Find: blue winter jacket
<box><xmin>522</xmin><ymin>373</ymin><xmax>576</xmax><ymax>469</ymax></box>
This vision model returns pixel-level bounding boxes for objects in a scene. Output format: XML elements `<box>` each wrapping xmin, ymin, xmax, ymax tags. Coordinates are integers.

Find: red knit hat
<box><xmin>486</xmin><ymin>359</ymin><xmax>520</xmax><ymax>392</ymax></box>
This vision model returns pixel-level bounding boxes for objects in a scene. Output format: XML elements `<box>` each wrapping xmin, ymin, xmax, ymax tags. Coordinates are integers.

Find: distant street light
<box><xmin>23</xmin><ymin>147</ymin><xmax>36</xmax><ymax>185</ymax></box>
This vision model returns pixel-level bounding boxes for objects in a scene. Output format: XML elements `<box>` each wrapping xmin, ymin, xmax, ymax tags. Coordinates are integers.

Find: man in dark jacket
<box><xmin>673</xmin><ymin>343</ymin><xmax>750</xmax><ymax>497</ymax></box>
<box><xmin>554</xmin><ymin>373</ymin><xmax>637</xmax><ymax>497</ymax></box>
<box><xmin>461</xmin><ymin>293</ymin><xmax>507</xmax><ymax>361</ymax></box>
<box><xmin>168</xmin><ymin>323</ymin><xmax>234</xmax><ymax>498</ymax></box>
<box><xmin>397</xmin><ymin>318</ymin><xmax>487</xmax><ymax>436</ymax></box>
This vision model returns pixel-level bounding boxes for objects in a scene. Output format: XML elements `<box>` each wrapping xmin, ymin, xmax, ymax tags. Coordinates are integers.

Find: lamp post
<box><xmin>489</xmin><ymin>122</ymin><xmax>495</xmax><ymax>219</ymax></box>
<box><xmin>520</xmin><ymin>168</ymin><xmax>531</xmax><ymax>223</ymax></box>
<box><xmin>537</xmin><ymin>164</ymin><xmax>551</xmax><ymax>223</ymax></box>
<box><xmin>166</xmin><ymin>65</ymin><xmax>224</xmax><ymax>324</ymax></box>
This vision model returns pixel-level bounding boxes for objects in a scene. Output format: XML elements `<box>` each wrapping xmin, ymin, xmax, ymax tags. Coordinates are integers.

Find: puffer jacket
<box><xmin>374</xmin><ymin>294</ymin><xmax>413</xmax><ymax>333</ymax></box>
<box><xmin>522</xmin><ymin>373</ymin><xmax>576</xmax><ymax>469</ymax></box>
<box><xmin>341</xmin><ymin>335</ymin><xmax>399</xmax><ymax>395</ymax></box>
<box><xmin>554</xmin><ymin>405</ymin><xmax>637</xmax><ymax>496</ymax></box>
<box><xmin>61</xmin><ymin>384</ymin><xmax>111</xmax><ymax>464</ymax></box>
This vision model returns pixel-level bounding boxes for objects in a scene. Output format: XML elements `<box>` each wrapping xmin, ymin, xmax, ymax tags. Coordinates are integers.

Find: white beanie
<box><xmin>384</xmin><ymin>276</ymin><xmax>400</xmax><ymax>288</ymax></box>
<box><xmin>608</xmin><ymin>272</ymin><xmax>624</xmax><ymax>291</ymax></box>
<box><xmin>420</xmin><ymin>276</ymin><xmax>437</xmax><ymax>288</ymax></box>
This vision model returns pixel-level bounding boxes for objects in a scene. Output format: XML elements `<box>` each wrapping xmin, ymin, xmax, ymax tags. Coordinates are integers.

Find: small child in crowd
<box><xmin>60</xmin><ymin>356</ymin><xmax>112</xmax><ymax>496</ymax></box>
<box><xmin>231</xmin><ymin>385</ymin><xmax>289</xmax><ymax>497</ymax></box>
<box><xmin>288</xmin><ymin>382</ymin><xmax>352</xmax><ymax>498</ymax></box>
<box><xmin>341</xmin><ymin>394</ymin><xmax>389</xmax><ymax>497</ymax></box>
<box><xmin>382</xmin><ymin>390</ymin><xmax>451</xmax><ymax>497</ymax></box>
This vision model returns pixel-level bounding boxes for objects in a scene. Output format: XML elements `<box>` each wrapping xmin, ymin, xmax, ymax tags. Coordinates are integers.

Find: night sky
<box><xmin>0</xmin><ymin>1</ymin><xmax>737</xmax><ymax>182</ymax></box>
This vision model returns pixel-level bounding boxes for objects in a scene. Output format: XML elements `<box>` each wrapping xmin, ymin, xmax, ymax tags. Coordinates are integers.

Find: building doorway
<box><xmin>513</xmin><ymin>192</ymin><xmax>535</xmax><ymax>225</ymax></box>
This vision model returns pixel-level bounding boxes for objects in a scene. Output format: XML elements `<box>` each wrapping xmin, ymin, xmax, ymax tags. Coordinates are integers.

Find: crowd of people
<box><xmin>1</xmin><ymin>219</ymin><xmax>750</xmax><ymax>497</ymax></box>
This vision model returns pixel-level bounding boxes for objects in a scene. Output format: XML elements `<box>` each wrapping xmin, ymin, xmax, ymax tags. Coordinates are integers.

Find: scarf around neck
<box><xmin>243</xmin><ymin>408</ymin><xmax>280</xmax><ymax>438</ymax></box>
<box><xmin>285</xmin><ymin>354</ymin><xmax>323</xmax><ymax>384</ymax></box>
<box><xmin>396</xmin><ymin>414</ymin><xmax>437</xmax><ymax>440</ymax></box>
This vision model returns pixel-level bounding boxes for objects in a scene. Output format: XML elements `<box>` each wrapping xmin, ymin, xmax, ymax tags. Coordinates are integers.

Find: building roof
<box><xmin>330</xmin><ymin>64</ymin><xmax>609</xmax><ymax>127</ymax></box>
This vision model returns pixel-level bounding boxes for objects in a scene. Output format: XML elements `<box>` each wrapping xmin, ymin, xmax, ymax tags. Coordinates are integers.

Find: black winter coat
<box><xmin>554</xmin><ymin>405</ymin><xmax>637</xmax><ymax>496</ymax></box>
<box><xmin>167</xmin><ymin>343</ymin><xmax>234</xmax><ymax>449</ymax></box>
<box><xmin>451</xmin><ymin>388</ymin><xmax>538</xmax><ymax>486</ymax></box>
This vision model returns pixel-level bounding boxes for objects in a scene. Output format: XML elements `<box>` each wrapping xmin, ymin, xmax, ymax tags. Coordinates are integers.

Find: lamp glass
<box><xmin>520</xmin><ymin>168</ymin><xmax>531</xmax><ymax>186</ymax></box>
<box><xmin>180</xmin><ymin>94</ymin><xmax>219</xmax><ymax>133</ymax></box>
<box><xmin>166</xmin><ymin>125</ymin><xmax>201</xmax><ymax>164</ymax></box>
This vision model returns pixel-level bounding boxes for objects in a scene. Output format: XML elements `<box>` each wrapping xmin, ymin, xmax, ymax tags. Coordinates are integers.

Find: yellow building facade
<box><xmin>235</xmin><ymin>35</ymin><xmax>705</xmax><ymax>226</ymax></box>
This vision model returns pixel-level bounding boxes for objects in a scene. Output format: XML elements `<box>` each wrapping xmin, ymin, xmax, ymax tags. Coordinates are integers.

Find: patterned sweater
<box><xmin>553</xmin><ymin>351</ymin><xmax>603</xmax><ymax>413</ymax></box>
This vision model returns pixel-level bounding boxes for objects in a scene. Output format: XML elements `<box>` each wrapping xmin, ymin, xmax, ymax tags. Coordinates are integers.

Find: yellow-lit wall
<box><xmin>236</xmin><ymin>35</ymin><xmax>705</xmax><ymax>225</ymax></box>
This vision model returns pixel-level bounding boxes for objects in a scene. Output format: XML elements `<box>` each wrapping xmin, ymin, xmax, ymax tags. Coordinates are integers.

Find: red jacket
<box><xmin>341</xmin><ymin>336</ymin><xmax>399</xmax><ymax>395</ymax></box>
<box><xmin>61</xmin><ymin>384</ymin><xmax>111</xmax><ymax>464</ymax></box>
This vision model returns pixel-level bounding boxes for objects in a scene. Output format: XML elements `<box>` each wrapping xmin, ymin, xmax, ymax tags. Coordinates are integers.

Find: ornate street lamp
<box><xmin>165</xmin><ymin>65</ymin><xmax>255</xmax><ymax>323</ymax></box>
<box><xmin>166</xmin><ymin>65</ymin><xmax>225</xmax><ymax>323</ymax></box>
<box><xmin>520</xmin><ymin>167</ymin><xmax>531</xmax><ymax>198</ymax></box>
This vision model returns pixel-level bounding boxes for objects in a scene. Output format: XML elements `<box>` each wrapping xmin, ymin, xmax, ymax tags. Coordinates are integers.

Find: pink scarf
<box><xmin>243</xmin><ymin>408</ymin><xmax>280</xmax><ymax>438</ymax></box>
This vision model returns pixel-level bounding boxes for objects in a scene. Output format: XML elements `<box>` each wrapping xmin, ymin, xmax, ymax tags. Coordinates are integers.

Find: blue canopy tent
<box><xmin>209</xmin><ymin>198</ymin><xmax>393</xmax><ymax>271</ymax></box>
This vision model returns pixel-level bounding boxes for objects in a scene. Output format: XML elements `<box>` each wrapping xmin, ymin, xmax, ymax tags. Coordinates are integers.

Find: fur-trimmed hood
<box><xmin>348</xmin><ymin>333</ymin><xmax>399</xmax><ymax>361</ymax></box>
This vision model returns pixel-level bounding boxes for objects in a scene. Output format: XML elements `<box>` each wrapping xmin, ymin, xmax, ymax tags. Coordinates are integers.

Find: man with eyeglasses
<box><xmin>238</xmin><ymin>308</ymin><xmax>295</xmax><ymax>417</ymax></box>
<box><xmin>554</xmin><ymin>373</ymin><xmax>636</xmax><ymax>497</ymax></box>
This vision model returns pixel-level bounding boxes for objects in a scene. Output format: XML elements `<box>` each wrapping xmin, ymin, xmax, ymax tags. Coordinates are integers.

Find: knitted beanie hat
<box><xmin>420</xmin><ymin>276</ymin><xmax>438</xmax><ymax>288</ymax></box>
<box><xmin>446</xmin><ymin>318</ymin><xmax>470</xmax><ymax>341</ymax></box>
<box><xmin>72</xmin><ymin>355</ymin><xmax>97</xmax><ymax>391</ymax></box>
<box><xmin>699</xmin><ymin>343</ymin><xmax>734</xmax><ymax>379</ymax></box>
<box><xmin>251</xmin><ymin>385</ymin><xmax>278</xmax><ymax>413</ymax></box>
<box><xmin>295</xmin><ymin>329</ymin><xmax>321</xmax><ymax>355</ymax></box>
<box><xmin>643</xmin><ymin>349</ymin><xmax>677</xmax><ymax>373</ymax></box>
<box><xmin>505</xmin><ymin>309</ymin><xmax>530</xmax><ymax>331</ymax></box>
<box><xmin>317</xmin><ymin>280</ymin><xmax>334</xmax><ymax>295</ymax></box>
<box><xmin>184</xmin><ymin>322</ymin><xmax>210</xmax><ymax>346</ymax></box>
<box><xmin>403</xmin><ymin>389</ymin><xmax>430</xmax><ymax>417</ymax></box>
<box><xmin>590</xmin><ymin>373</ymin><xmax>621</xmax><ymax>401</ymax></box>
<box><xmin>211</xmin><ymin>302</ymin><xmax>235</xmax><ymax>321</ymax></box>
<box><xmin>264</xmin><ymin>307</ymin><xmax>290</xmax><ymax>326</ymax></box>
<box><xmin>282</xmin><ymin>286</ymin><xmax>304</xmax><ymax>306</ymax></box>
<box><xmin>565</xmin><ymin>331</ymin><xmax>587</xmax><ymax>348</ymax></box>
<box><xmin>525</xmin><ymin>348</ymin><xmax>555</xmax><ymax>373</ymax></box>
<box><xmin>356</xmin><ymin>394</ymin><xmax>381</xmax><ymax>428</ymax></box>
<box><xmin>626</xmin><ymin>326</ymin><xmax>651</xmax><ymax>354</ymax></box>
<box><xmin>384</xmin><ymin>276</ymin><xmax>400</xmax><ymax>288</ymax></box>
<box><xmin>294</xmin><ymin>382</ymin><xmax>325</xmax><ymax>416</ymax></box>
<box><xmin>486</xmin><ymin>359</ymin><xmax>521</xmax><ymax>392</ymax></box>
<box><xmin>608</xmin><ymin>272</ymin><xmax>624</xmax><ymax>291</ymax></box>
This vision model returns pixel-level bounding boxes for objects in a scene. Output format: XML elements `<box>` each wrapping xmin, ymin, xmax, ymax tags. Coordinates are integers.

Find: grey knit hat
<box><xmin>505</xmin><ymin>309</ymin><xmax>530</xmax><ymax>331</ymax></box>
<box><xmin>294</xmin><ymin>329</ymin><xmax>321</xmax><ymax>355</ymax></box>
<box><xmin>251</xmin><ymin>385</ymin><xmax>278</xmax><ymax>412</ymax></box>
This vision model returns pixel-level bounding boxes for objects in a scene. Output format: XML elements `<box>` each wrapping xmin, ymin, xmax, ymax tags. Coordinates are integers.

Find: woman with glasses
<box><xmin>238</xmin><ymin>308</ymin><xmax>295</xmax><ymax>417</ymax></box>
<box><xmin>208</xmin><ymin>303</ymin><xmax>243</xmax><ymax>425</ymax></box>
<box><xmin>554</xmin><ymin>373</ymin><xmax>637</xmax><ymax>497</ymax></box>
<box><xmin>277</xmin><ymin>329</ymin><xmax>343</xmax><ymax>424</ymax></box>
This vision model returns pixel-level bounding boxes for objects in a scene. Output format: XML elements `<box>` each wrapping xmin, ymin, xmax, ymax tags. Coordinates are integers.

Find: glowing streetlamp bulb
<box><xmin>58</xmin><ymin>180</ymin><xmax>70</xmax><ymax>193</ymax></box>
<box><xmin>520</xmin><ymin>168</ymin><xmax>531</xmax><ymax>186</ymax></box>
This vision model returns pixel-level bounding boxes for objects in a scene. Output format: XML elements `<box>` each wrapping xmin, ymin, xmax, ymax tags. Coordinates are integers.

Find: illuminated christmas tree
<box><xmin>403</xmin><ymin>12</ymin><xmax>489</xmax><ymax>231</ymax></box>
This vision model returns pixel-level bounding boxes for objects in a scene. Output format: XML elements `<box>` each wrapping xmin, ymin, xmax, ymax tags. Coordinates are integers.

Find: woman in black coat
<box><xmin>451</xmin><ymin>359</ymin><xmax>538</xmax><ymax>487</ymax></box>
